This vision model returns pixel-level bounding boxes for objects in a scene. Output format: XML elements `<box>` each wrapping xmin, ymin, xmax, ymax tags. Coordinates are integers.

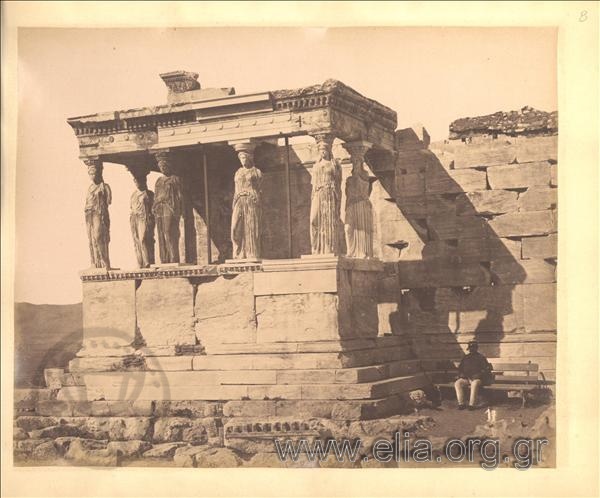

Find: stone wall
<box><xmin>378</xmin><ymin>123</ymin><xmax>557</xmax><ymax>381</ymax></box>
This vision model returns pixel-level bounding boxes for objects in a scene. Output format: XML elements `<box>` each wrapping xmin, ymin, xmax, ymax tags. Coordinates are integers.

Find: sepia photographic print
<box><xmin>2</xmin><ymin>2</ymin><xmax>598</xmax><ymax>497</ymax></box>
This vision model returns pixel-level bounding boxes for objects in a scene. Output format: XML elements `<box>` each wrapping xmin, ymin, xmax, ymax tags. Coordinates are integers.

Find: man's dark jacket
<box><xmin>457</xmin><ymin>351</ymin><xmax>493</xmax><ymax>384</ymax></box>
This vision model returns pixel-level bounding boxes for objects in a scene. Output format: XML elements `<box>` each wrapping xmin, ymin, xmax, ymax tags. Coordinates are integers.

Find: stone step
<box><xmin>69</xmin><ymin>345</ymin><xmax>416</xmax><ymax>373</ymax></box>
<box><xmin>203</xmin><ymin>336</ymin><xmax>409</xmax><ymax>355</ymax></box>
<box><xmin>55</xmin><ymin>372</ymin><xmax>431</xmax><ymax>401</ymax></box>
<box><xmin>59</xmin><ymin>359</ymin><xmax>423</xmax><ymax>388</ymax></box>
<box><xmin>14</xmin><ymin>397</ymin><xmax>409</xmax><ymax>421</ymax></box>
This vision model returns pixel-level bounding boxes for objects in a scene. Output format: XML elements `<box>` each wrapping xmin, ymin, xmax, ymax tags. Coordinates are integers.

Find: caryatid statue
<box><xmin>310</xmin><ymin>134</ymin><xmax>342</xmax><ymax>255</ymax></box>
<box><xmin>152</xmin><ymin>150</ymin><xmax>183</xmax><ymax>264</ymax></box>
<box><xmin>84</xmin><ymin>158</ymin><xmax>112</xmax><ymax>269</ymax></box>
<box><xmin>231</xmin><ymin>142</ymin><xmax>262</xmax><ymax>260</ymax></box>
<box><xmin>343</xmin><ymin>141</ymin><xmax>374</xmax><ymax>258</ymax></box>
<box><xmin>128</xmin><ymin>167</ymin><xmax>156</xmax><ymax>268</ymax></box>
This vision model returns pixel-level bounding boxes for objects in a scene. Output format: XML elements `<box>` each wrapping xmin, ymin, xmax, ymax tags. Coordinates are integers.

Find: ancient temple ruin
<box><xmin>64</xmin><ymin>70</ymin><xmax>426</xmax><ymax>415</ymax></box>
<box><xmin>14</xmin><ymin>71</ymin><xmax>557</xmax><ymax>466</ymax></box>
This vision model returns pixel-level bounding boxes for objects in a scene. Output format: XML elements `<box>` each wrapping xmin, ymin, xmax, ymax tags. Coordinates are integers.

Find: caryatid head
<box><xmin>154</xmin><ymin>151</ymin><xmax>173</xmax><ymax>177</ymax></box>
<box><xmin>237</xmin><ymin>150</ymin><xmax>254</xmax><ymax>169</ymax></box>
<box><xmin>85</xmin><ymin>159</ymin><xmax>103</xmax><ymax>184</ymax></box>
<box><xmin>133</xmin><ymin>174</ymin><xmax>148</xmax><ymax>192</ymax></box>
<box><xmin>315</xmin><ymin>134</ymin><xmax>335</xmax><ymax>161</ymax></box>
<box><xmin>231</xmin><ymin>141</ymin><xmax>257</xmax><ymax>169</ymax></box>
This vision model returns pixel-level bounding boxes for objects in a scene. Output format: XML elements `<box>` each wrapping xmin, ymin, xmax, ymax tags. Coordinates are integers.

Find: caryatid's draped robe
<box><xmin>130</xmin><ymin>189</ymin><xmax>156</xmax><ymax>268</ymax></box>
<box><xmin>310</xmin><ymin>156</ymin><xmax>342</xmax><ymax>255</ymax></box>
<box><xmin>152</xmin><ymin>175</ymin><xmax>183</xmax><ymax>264</ymax></box>
<box><xmin>85</xmin><ymin>181</ymin><xmax>112</xmax><ymax>269</ymax></box>
<box><xmin>231</xmin><ymin>166</ymin><xmax>262</xmax><ymax>260</ymax></box>
<box><xmin>344</xmin><ymin>167</ymin><xmax>374</xmax><ymax>258</ymax></box>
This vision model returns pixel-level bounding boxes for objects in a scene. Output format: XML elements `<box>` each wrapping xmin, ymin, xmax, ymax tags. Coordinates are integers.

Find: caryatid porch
<box><xmin>69</xmin><ymin>71</ymin><xmax>397</xmax><ymax>269</ymax></box>
<box><xmin>64</xmin><ymin>72</ymin><xmax>427</xmax><ymax>418</ymax></box>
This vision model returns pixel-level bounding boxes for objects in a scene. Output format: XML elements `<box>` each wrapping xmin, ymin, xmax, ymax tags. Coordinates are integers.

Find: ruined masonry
<box><xmin>14</xmin><ymin>71</ymin><xmax>557</xmax><ymax>466</ymax></box>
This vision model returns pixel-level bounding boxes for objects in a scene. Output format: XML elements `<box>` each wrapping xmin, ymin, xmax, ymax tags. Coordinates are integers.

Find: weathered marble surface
<box><xmin>231</xmin><ymin>145</ymin><xmax>262</xmax><ymax>260</ymax></box>
<box><xmin>195</xmin><ymin>273</ymin><xmax>257</xmax><ymax>348</ymax></box>
<box><xmin>153</xmin><ymin>151</ymin><xmax>183</xmax><ymax>264</ymax></box>
<box><xmin>256</xmin><ymin>293</ymin><xmax>341</xmax><ymax>343</ymax></box>
<box><xmin>136</xmin><ymin>278</ymin><xmax>196</xmax><ymax>347</ymax></box>
<box><xmin>80</xmin><ymin>280</ymin><xmax>137</xmax><ymax>355</ymax></box>
<box><xmin>129</xmin><ymin>172</ymin><xmax>155</xmax><ymax>268</ymax></box>
<box><xmin>310</xmin><ymin>135</ymin><xmax>342</xmax><ymax>255</ymax></box>
<box><xmin>84</xmin><ymin>160</ymin><xmax>111</xmax><ymax>269</ymax></box>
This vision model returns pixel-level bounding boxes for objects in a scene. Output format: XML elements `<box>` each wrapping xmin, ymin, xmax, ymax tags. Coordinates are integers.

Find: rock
<box><xmin>66</xmin><ymin>417</ymin><xmax>152</xmax><ymax>441</ymax></box>
<box><xmin>44</xmin><ymin>368</ymin><xmax>65</xmax><ymax>390</ymax></box>
<box><xmin>29</xmin><ymin>424</ymin><xmax>83</xmax><ymax>439</ymax></box>
<box><xmin>54</xmin><ymin>437</ymin><xmax>107</xmax><ymax>456</ymax></box>
<box><xmin>348</xmin><ymin>415</ymin><xmax>433</xmax><ymax>439</ymax></box>
<box><xmin>194</xmin><ymin>447</ymin><xmax>242</xmax><ymax>468</ymax></box>
<box><xmin>14</xmin><ymin>438</ymin><xmax>52</xmax><ymax>456</ymax></box>
<box><xmin>449</xmin><ymin>108</ymin><xmax>557</xmax><ymax>138</ymax></box>
<box><xmin>530</xmin><ymin>405</ymin><xmax>555</xmax><ymax>438</ymax></box>
<box><xmin>152</xmin><ymin>417</ymin><xmax>218</xmax><ymax>445</ymax></box>
<box><xmin>107</xmin><ymin>440</ymin><xmax>152</xmax><ymax>458</ymax></box>
<box><xmin>13</xmin><ymin>427</ymin><xmax>29</xmax><ymax>440</ymax></box>
<box><xmin>154</xmin><ymin>401</ymin><xmax>222</xmax><ymax>418</ymax></box>
<box><xmin>32</xmin><ymin>441</ymin><xmax>59</xmax><ymax>461</ymax></box>
<box><xmin>142</xmin><ymin>442</ymin><xmax>186</xmax><ymax>459</ymax></box>
<box><xmin>173</xmin><ymin>445</ymin><xmax>205</xmax><ymax>467</ymax></box>
<box><xmin>65</xmin><ymin>438</ymin><xmax>119</xmax><ymax>466</ymax></box>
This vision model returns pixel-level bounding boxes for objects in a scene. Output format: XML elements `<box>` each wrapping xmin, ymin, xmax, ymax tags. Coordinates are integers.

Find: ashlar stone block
<box><xmin>136</xmin><ymin>278</ymin><xmax>196</xmax><ymax>347</ymax></box>
<box><xmin>81</xmin><ymin>280</ymin><xmax>137</xmax><ymax>355</ymax></box>
<box><xmin>256</xmin><ymin>293</ymin><xmax>341</xmax><ymax>343</ymax></box>
<box><xmin>195</xmin><ymin>273</ymin><xmax>257</xmax><ymax>349</ymax></box>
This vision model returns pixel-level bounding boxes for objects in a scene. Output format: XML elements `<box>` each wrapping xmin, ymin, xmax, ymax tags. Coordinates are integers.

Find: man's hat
<box><xmin>467</xmin><ymin>340</ymin><xmax>479</xmax><ymax>351</ymax></box>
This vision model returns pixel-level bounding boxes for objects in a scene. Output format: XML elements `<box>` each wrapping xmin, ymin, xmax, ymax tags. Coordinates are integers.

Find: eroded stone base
<box><xmin>14</xmin><ymin>391</ymin><xmax>435</xmax><ymax>467</ymax></box>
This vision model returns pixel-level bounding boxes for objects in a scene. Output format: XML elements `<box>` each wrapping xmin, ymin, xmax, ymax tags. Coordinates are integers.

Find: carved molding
<box><xmin>80</xmin><ymin>262</ymin><xmax>264</xmax><ymax>282</ymax></box>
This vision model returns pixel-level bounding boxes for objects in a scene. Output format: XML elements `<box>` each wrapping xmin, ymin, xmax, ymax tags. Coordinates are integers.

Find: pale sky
<box><xmin>15</xmin><ymin>27</ymin><xmax>557</xmax><ymax>304</ymax></box>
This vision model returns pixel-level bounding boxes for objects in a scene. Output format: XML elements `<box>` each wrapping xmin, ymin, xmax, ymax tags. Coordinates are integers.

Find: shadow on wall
<box><xmin>370</xmin><ymin>125</ymin><xmax>557</xmax><ymax>365</ymax></box>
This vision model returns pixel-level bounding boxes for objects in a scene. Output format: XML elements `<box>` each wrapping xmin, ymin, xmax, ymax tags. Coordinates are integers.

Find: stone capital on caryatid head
<box><xmin>311</xmin><ymin>132</ymin><xmax>336</xmax><ymax>154</ymax></box>
<box><xmin>83</xmin><ymin>156</ymin><xmax>104</xmax><ymax>185</ymax></box>
<box><xmin>151</xmin><ymin>148</ymin><xmax>175</xmax><ymax>176</ymax></box>
<box><xmin>82</xmin><ymin>156</ymin><xmax>102</xmax><ymax>168</ymax></box>
<box><xmin>228</xmin><ymin>139</ymin><xmax>258</xmax><ymax>156</ymax></box>
<box><xmin>342</xmin><ymin>140</ymin><xmax>373</xmax><ymax>166</ymax></box>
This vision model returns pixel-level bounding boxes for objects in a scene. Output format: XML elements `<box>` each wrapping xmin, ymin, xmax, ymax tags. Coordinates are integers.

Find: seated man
<box><xmin>454</xmin><ymin>340</ymin><xmax>493</xmax><ymax>410</ymax></box>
